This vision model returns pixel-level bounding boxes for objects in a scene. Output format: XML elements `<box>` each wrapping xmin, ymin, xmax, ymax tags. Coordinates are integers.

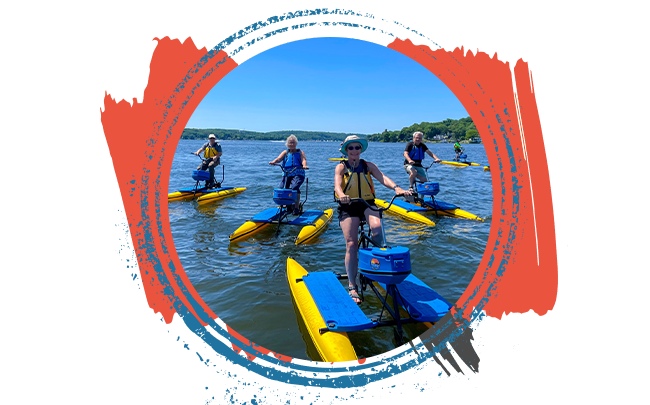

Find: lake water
<box><xmin>168</xmin><ymin>140</ymin><xmax>493</xmax><ymax>360</ymax></box>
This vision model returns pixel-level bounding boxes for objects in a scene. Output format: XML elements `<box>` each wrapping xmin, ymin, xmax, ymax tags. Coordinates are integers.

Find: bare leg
<box><xmin>365</xmin><ymin>209</ymin><xmax>384</xmax><ymax>247</ymax></box>
<box><xmin>409</xmin><ymin>169</ymin><xmax>417</xmax><ymax>188</ymax></box>
<box><xmin>340</xmin><ymin>216</ymin><xmax>361</xmax><ymax>303</ymax></box>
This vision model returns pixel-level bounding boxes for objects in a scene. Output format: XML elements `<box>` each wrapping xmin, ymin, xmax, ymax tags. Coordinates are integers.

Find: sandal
<box><xmin>348</xmin><ymin>286</ymin><xmax>363</xmax><ymax>304</ymax></box>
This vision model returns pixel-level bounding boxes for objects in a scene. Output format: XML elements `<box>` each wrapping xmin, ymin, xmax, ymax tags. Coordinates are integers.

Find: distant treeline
<box><xmin>366</xmin><ymin>117</ymin><xmax>478</xmax><ymax>143</ymax></box>
<box><xmin>182</xmin><ymin>128</ymin><xmax>356</xmax><ymax>141</ymax></box>
<box><xmin>183</xmin><ymin>117</ymin><xmax>478</xmax><ymax>143</ymax></box>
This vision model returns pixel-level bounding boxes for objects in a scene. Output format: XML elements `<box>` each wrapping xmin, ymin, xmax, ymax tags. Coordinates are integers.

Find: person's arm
<box><xmin>301</xmin><ymin>150</ymin><xmax>308</xmax><ymax>169</ymax></box>
<box><xmin>404</xmin><ymin>143</ymin><xmax>415</xmax><ymax>165</ymax></box>
<box><xmin>404</xmin><ymin>151</ymin><xmax>413</xmax><ymax>164</ymax></box>
<box><xmin>215</xmin><ymin>144</ymin><xmax>223</xmax><ymax>158</ymax></box>
<box><xmin>426</xmin><ymin>149</ymin><xmax>441</xmax><ymax>162</ymax></box>
<box><xmin>367</xmin><ymin>162</ymin><xmax>411</xmax><ymax>195</ymax></box>
<box><xmin>334</xmin><ymin>164</ymin><xmax>350</xmax><ymax>204</ymax></box>
<box><xmin>269</xmin><ymin>150</ymin><xmax>287</xmax><ymax>165</ymax></box>
<box><xmin>194</xmin><ymin>145</ymin><xmax>206</xmax><ymax>155</ymax></box>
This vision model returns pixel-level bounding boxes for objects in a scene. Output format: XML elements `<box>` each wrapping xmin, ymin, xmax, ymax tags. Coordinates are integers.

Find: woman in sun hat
<box><xmin>334</xmin><ymin>135</ymin><xmax>411</xmax><ymax>303</ymax></box>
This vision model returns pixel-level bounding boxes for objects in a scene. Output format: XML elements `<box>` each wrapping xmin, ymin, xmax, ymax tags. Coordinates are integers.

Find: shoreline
<box><xmin>180</xmin><ymin>138</ymin><xmax>482</xmax><ymax>144</ymax></box>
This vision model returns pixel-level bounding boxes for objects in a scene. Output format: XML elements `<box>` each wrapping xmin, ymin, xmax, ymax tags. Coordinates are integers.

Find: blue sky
<box><xmin>186</xmin><ymin>37</ymin><xmax>468</xmax><ymax>135</ymax></box>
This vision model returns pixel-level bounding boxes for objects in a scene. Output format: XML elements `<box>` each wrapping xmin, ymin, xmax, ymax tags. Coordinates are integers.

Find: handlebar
<box><xmin>349</xmin><ymin>194</ymin><xmax>403</xmax><ymax>212</ymax></box>
<box><xmin>269</xmin><ymin>162</ymin><xmax>309</xmax><ymax>173</ymax></box>
<box><xmin>409</xmin><ymin>160</ymin><xmax>439</xmax><ymax>168</ymax></box>
<box><xmin>425</xmin><ymin>160</ymin><xmax>439</xmax><ymax>169</ymax></box>
<box><xmin>191</xmin><ymin>152</ymin><xmax>207</xmax><ymax>162</ymax></box>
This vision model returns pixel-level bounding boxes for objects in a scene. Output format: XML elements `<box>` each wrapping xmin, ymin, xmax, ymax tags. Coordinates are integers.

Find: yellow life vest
<box><xmin>203</xmin><ymin>143</ymin><xmax>221</xmax><ymax>159</ymax></box>
<box><xmin>337</xmin><ymin>159</ymin><xmax>375</xmax><ymax>200</ymax></box>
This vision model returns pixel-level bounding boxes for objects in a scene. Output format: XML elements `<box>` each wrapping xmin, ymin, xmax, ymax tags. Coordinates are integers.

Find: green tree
<box><xmin>465</xmin><ymin>129</ymin><xmax>479</xmax><ymax>140</ymax></box>
<box><xmin>382</xmin><ymin>129</ymin><xmax>390</xmax><ymax>143</ymax></box>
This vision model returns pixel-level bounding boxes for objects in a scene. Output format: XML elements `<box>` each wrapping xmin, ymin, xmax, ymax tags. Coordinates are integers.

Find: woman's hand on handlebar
<box><xmin>395</xmin><ymin>186</ymin><xmax>411</xmax><ymax>196</ymax></box>
<box><xmin>339</xmin><ymin>195</ymin><xmax>351</xmax><ymax>204</ymax></box>
<box><xmin>349</xmin><ymin>195</ymin><xmax>400</xmax><ymax>211</ymax></box>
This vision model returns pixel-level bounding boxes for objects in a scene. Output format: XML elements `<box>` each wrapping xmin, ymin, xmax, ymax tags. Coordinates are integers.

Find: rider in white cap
<box><xmin>193</xmin><ymin>134</ymin><xmax>222</xmax><ymax>188</ymax></box>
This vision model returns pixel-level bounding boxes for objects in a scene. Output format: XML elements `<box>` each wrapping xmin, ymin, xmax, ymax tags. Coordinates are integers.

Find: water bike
<box><xmin>439</xmin><ymin>152</ymin><xmax>490</xmax><ymax>171</ymax></box>
<box><xmin>167</xmin><ymin>154</ymin><xmax>246</xmax><ymax>205</ymax></box>
<box><xmin>287</xmin><ymin>196</ymin><xmax>452</xmax><ymax>362</ymax></box>
<box><xmin>229</xmin><ymin>163</ymin><xmax>332</xmax><ymax>245</ymax></box>
<box><xmin>375</xmin><ymin>161</ymin><xmax>484</xmax><ymax>223</ymax></box>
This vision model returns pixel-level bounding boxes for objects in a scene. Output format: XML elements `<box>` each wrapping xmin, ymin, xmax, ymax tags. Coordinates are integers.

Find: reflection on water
<box><xmin>169</xmin><ymin>140</ymin><xmax>492</xmax><ymax>360</ymax></box>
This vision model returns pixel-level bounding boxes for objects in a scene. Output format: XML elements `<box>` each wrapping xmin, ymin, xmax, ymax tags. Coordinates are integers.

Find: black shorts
<box><xmin>337</xmin><ymin>200</ymin><xmax>376</xmax><ymax>222</ymax></box>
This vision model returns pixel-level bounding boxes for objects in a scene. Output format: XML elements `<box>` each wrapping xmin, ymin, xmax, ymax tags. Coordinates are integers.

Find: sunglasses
<box><xmin>347</xmin><ymin>145</ymin><xmax>362</xmax><ymax>151</ymax></box>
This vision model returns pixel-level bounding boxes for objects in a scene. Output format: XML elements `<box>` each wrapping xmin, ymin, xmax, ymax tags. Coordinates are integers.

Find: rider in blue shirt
<box><xmin>269</xmin><ymin>135</ymin><xmax>308</xmax><ymax>215</ymax></box>
<box><xmin>403</xmin><ymin>132</ymin><xmax>440</xmax><ymax>190</ymax></box>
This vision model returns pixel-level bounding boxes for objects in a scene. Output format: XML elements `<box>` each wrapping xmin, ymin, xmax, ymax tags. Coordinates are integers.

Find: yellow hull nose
<box><xmin>229</xmin><ymin>220</ymin><xmax>270</xmax><ymax>242</ymax></box>
<box><xmin>374</xmin><ymin>199</ymin><xmax>436</xmax><ymax>226</ymax></box>
<box><xmin>294</xmin><ymin>209</ymin><xmax>333</xmax><ymax>245</ymax></box>
<box><xmin>196</xmin><ymin>187</ymin><xmax>247</xmax><ymax>206</ymax></box>
<box><xmin>168</xmin><ymin>191</ymin><xmax>206</xmax><ymax>202</ymax></box>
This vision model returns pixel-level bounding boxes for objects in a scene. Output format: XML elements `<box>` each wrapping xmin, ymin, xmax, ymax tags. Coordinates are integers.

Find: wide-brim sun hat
<box><xmin>340</xmin><ymin>135</ymin><xmax>368</xmax><ymax>156</ymax></box>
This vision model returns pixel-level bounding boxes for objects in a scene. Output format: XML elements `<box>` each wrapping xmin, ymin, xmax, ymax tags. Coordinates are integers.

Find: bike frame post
<box><xmin>348</xmin><ymin>195</ymin><xmax>416</xmax><ymax>347</ymax></box>
<box><xmin>191</xmin><ymin>153</ymin><xmax>207</xmax><ymax>194</ymax></box>
<box><xmin>299</xmin><ymin>178</ymin><xmax>308</xmax><ymax>212</ymax></box>
<box><xmin>413</xmin><ymin>161</ymin><xmax>439</xmax><ymax>216</ymax></box>
<box><xmin>377</xmin><ymin>211</ymin><xmax>388</xmax><ymax>248</ymax></box>
<box><xmin>216</xmin><ymin>165</ymin><xmax>225</xmax><ymax>188</ymax></box>
<box><xmin>388</xmin><ymin>285</ymin><xmax>404</xmax><ymax>344</ymax></box>
<box><xmin>273</xmin><ymin>162</ymin><xmax>303</xmax><ymax>235</ymax></box>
